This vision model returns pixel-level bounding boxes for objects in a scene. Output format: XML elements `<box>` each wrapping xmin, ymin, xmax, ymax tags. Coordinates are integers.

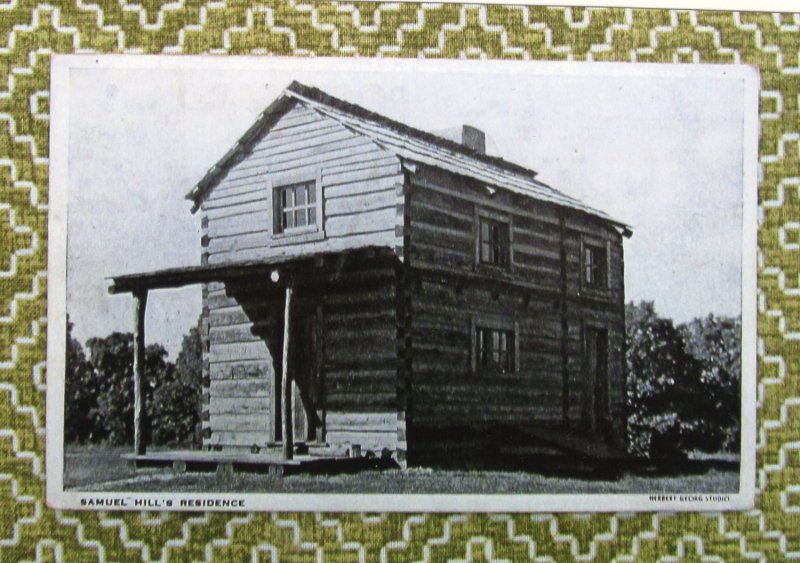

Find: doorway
<box><xmin>585</xmin><ymin>326</ymin><xmax>609</xmax><ymax>434</ymax></box>
<box><xmin>274</xmin><ymin>301</ymin><xmax>323</xmax><ymax>445</ymax></box>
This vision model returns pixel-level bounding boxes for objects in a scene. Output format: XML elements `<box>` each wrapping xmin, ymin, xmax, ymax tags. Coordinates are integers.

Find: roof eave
<box><xmin>108</xmin><ymin>246</ymin><xmax>398</xmax><ymax>294</ymax></box>
<box><xmin>285</xmin><ymin>82</ymin><xmax>541</xmax><ymax>180</ymax></box>
<box><xmin>185</xmin><ymin>92</ymin><xmax>298</xmax><ymax>212</ymax></box>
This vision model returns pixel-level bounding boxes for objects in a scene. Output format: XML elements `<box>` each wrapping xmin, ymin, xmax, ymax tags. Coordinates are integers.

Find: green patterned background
<box><xmin>0</xmin><ymin>2</ymin><xmax>798</xmax><ymax>560</ymax></box>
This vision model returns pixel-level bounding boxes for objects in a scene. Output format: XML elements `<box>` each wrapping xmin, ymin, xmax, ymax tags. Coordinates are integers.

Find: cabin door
<box><xmin>290</xmin><ymin>303</ymin><xmax>323</xmax><ymax>444</ymax></box>
<box><xmin>585</xmin><ymin>327</ymin><xmax>609</xmax><ymax>434</ymax></box>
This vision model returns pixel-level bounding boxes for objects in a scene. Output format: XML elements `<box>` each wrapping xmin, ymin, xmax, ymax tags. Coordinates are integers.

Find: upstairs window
<box><xmin>275</xmin><ymin>180</ymin><xmax>317</xmax><ymax>234</ymax></box>
<box><xmin>479</xmin><ymin>216</ymin><xmax>510</xmax><ymax>267</ymax></box>
<box><xmin>583</xmin><ymin>244</ymin><xmax>608</xmax><ymax>288</ymax></box>
<box><xmin>475</xmin><ymin>326</ymin><xmax>515</xmax><ymax>374</ymax></box>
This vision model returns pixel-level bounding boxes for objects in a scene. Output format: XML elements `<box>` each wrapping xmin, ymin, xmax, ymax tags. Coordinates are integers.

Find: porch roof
<box><xmin>108</xmin><ymin>246</ymin><xmax>397</xmax><ymax>295</ymax></box>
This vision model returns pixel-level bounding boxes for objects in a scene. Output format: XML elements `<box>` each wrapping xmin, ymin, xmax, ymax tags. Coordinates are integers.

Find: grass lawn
<box><xmin>64</xmin><ymin>445</ymin><xmax>739</xmax><ymax>495</ymax></box>
<box><xmin>64</xmin><ymin>445</ymin><xmax>139</xmax><ymax>489</ymax></box>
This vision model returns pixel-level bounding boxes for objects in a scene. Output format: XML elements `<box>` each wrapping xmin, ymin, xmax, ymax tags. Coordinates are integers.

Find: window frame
<box><xmin>270</xmin><ymin>168</ymin><xmax>325</xmax><ymax>245</ymax></box>
<box><xmin>470</xmin><ymin>315</ymin><xmax>520</xmax><ymax>375</ymax></box>
<box><xmin>474</xmin><ymin>207</ymin><xmax>514</xmax><ymax>272</ymax></box>
<box><xmin>580</xmin><ymin>237</ymin><xmax>610</xmax><ymax>291</ymax></box>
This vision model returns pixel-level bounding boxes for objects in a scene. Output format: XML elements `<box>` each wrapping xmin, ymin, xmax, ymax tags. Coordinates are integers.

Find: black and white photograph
<box><xmin>46</xmin><ymin>56</ymin><xmax>757</xmax><ymax>512</ymax></box>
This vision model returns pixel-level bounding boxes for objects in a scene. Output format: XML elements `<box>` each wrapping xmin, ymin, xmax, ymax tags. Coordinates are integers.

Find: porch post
<box><xmin>281</xmin><ymin>283</ymin><xmax>294</xmax><ymax>461</ymax></box>
<box><xmin>133</xmin><ymin>289</ymin><xmax>148</xmax><ymax>456</ymax></box>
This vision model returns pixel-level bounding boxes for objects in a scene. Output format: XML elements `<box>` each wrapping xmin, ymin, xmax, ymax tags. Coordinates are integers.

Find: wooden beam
<box><xmin>133</xmin><ymin>290</ymin><xmax>148</xmax><ymax>456</ymax></box>
<box><xmin>281</xmin><ymin>283</ymin><xmax>294</xmax><ymax>461</ymax></box>
<box><xmin>108</xmin><ymin>246</ymin><xmax>396</xmax><ymax>294</ymax></box>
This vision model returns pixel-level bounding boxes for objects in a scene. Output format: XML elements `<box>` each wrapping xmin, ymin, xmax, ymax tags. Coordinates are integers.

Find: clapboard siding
<box><xmin>206</xmin><ymin>431</ymin><xmax>267</xmax><ymax>448</ymax></box>
<box><xmin>326</xmin><ymin>412</ymin><xmax>397</xmax><ymax>430</ymax></box>
<box><xmin>326</xmin><ymin>412</ymin><xmax>400</xmax><ymax>452</ymax></box>
<box><xmin>209</xmin><ymin>397</ymin><xmax>269</xmax><ymax>415</ymax></box>
<box><xmin>210</xmin><ymin>360</ymin><xmax>271</xmax><ymax>380</ymax></box>
<box><xmin>326</xmin><ymin>176</ymin><xmax>400</xmax><ymax>200</ymax></box>
<box><xmin>210</xmin><ymin>378</ymin><xmax>270</xmax><ymax>397</ymax></box>
<box><xmin>224</xmin><ymin>143</ymin><xmax>382</xmax><ymax>184</ymax></box>
<box><xmin>208</xmin><ymin>211</ymin><xmax>271</xmax><ymax>238</ymax></box>
<box><xmin>203</xmin><ymin>276</ymin><xmax>282</xmax><ymax>449</ymax></box>
<box><xmin>201</xmin><ymin>101</ymin><xmax>403</xmax><ymax>266</ymax></box>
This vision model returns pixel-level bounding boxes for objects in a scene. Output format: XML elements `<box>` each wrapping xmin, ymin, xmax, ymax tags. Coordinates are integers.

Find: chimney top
<box><xmin>461</xmin><ymin>125</ymin><xmax>486</xmax><ymax>155</ymax></box>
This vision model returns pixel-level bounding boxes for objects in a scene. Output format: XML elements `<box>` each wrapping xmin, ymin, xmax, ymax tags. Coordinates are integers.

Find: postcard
<box><xmin>46</xmin><ymin>55</ymin><xmax>758</xmax><ymax>512</ymax></box>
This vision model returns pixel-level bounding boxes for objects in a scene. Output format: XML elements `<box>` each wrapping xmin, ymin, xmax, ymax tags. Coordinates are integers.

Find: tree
<box><xmin>625</xmin><ymin>302</ymin><xmax>711</xmax><ymax>458</ymax></box>
<box><xmin>680</xmin><ymin>314</ymin><xmax>742</xmax><ymax>452</ymax></box>
<box><xmin>150</xmin><ymin>316</ymin><xmax>203</xmax><ymax>446</ymax></box>
<box><xmin>65</xmin><ymin>318</ymin><xmax>203</xmax><ymax>447</ymax></box>
<box><xmin>86</xmin><ymin>333</ymin><xmax>173</xmax><ymax>445</ymax></box>
<box><xmin>64</xmin><ymin>317</ymin><xmax>98</xmax><ymax>443</ymax></box>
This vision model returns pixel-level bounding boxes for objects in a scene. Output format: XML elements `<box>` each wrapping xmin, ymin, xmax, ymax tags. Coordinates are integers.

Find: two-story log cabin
<box><xmin>110</xmin><ymin>81</ymin><xmax>632</xmax><ymax>470</ymax></box>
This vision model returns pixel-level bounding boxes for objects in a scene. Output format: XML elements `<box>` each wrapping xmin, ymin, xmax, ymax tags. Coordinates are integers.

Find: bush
<box><xmin>625</xmin><ymin>302</ymin><xmax>741</xmax><ymax>459</ymax></box>
<box><xmin>681</xmin><ymin>314</ymin><xmax>741</xmax><ymax>453</ymax></box>
<box><xmin>149</xmin><ymin>377</ymin><xmax>200</xmax><ymax>445</ymax></box>
<box><xmin>86</xmin><ymin>333</ymin><xmax>172</xmax><ymax>445</ymax></box>
<box><xmin>64</xmin><ymin>318</ymin><xmax>99</xmax><ymax>443</ymax></box>
<box><xmin>150</xmin><ymin>319</ymin><xmax>202</xmax><ymax>446</ymax></box>
<box><xmin>65</xmin><ymin>317</ymin><xmax>203</xmax><ymax>448</ymax></box>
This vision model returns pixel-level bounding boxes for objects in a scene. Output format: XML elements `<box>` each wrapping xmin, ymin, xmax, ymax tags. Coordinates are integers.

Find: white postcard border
<box><xmin>46</xmin><ymin>55</ymin><xmax>759</xmax><ymax>513</ymax></box>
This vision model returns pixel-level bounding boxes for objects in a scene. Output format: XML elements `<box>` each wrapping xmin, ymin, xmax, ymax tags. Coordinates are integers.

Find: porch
<box><xmin>108</xmin><ymin>246</ymin><xmax>399</xmax><ymax>465</ymax></box>
<box><xmin>120</xmin><ymin>447</ymin><xmax>398</xmax><ymax>476</ymax></box>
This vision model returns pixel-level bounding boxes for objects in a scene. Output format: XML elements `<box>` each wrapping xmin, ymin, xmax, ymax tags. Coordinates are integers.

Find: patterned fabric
<box><xmin>0</xmin><ymin>3</ymin><xmax>797</xmax><ymax>560</ymax></box>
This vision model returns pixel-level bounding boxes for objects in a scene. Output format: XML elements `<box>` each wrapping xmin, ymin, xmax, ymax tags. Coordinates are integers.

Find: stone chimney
<box><xmin>462</xmin><ymin>125</ymin><xmax>485</xmax><ymax>155</ymax></box>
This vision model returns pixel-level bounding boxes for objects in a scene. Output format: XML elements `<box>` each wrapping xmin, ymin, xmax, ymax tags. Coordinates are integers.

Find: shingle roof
<box><xmin>187</xmin><ymin>81</ymin><xmax>630</xmax><ymax>233</ymax></box>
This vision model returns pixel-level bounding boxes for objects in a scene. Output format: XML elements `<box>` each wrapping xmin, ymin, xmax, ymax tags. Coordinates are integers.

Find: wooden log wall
<box><xmin>202</xmin><ymin>261</ymin><xmax>402</xmax><ymax>455</ymax></box>
<box><xmin>405</xmin><ymin>165</ymin><xmax>626</xmax><ymax>451</ymax></box>
<box><xmin>562</xmin><ymin>208</ymin><xmax>627</xmax><ymax>442</ymax></box>
<box><xmin>202</xmin><ymin>278</ymin><xmax>279</xmax><ymax>450</ymax></box>
<box><xmin>319</xmin><ymin>262</ymin><xmax>400</xmax><ymax>456</ymax></box>
<box><xmin>199</xmin><ymin>101</ymin><xmax>404</xmax><ymax>265</ymax></box>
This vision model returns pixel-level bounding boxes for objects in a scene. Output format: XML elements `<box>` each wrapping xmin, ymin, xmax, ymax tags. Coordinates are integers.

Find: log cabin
<box><xmin>110</xmin><ymin>81</ymin><xmax>633</xmax><ymax>470</ymax></box>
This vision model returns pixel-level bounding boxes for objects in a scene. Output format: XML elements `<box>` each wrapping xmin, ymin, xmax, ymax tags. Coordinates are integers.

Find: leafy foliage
<box><xmin>65</xmin><ymin>317</ymin><xmax>203</xmax><ymax>447</ymax></box>
<box><xmin>64</xmin><ymin>317</ymin><xmax>98</xmax><ymax>443</ymax></box>
<box><xmin>626</xmin><ymin>302</ymin><xmax>741</xmax><ymax>459</ymax></box>
<box><xmin>681</xmin><ymin>314</ymin><xmax>742</xmax><ymax>453</ymax></box>
<box><xmin>86</xmin><ymin>333</ymin><xmax>173</xmax><ymax>445</ymax></box>
<box><xmin>150</xmin><ymin>319</ymin><xmax>203</xmax><ymax>446</ymax></box>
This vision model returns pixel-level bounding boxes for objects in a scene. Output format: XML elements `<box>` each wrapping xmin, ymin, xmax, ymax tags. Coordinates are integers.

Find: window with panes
<box><xmin>475</xmin><ymin>326</ymin><xmax>515</xmax><ymax>373</ymax></box>
<box><xmin>479</xmin><ymin>216</ymin><xmax>510</xmax><ymax>267</ymax></box>
<box><xmin>274</xmin><ymin>180</ymin><xmax>317</xmax><ymax>234</ymax></box>
<box><xmin>583</xmin><ymin>244</ymin><xmax>607</xmax><ymax>288</ymax></box>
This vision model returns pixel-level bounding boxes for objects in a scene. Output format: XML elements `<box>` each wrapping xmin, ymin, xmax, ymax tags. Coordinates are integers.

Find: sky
<box><xmin>64</xmin><ymin>58</ymin><xmax>753</xmax><ymax>358</ymax></box>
